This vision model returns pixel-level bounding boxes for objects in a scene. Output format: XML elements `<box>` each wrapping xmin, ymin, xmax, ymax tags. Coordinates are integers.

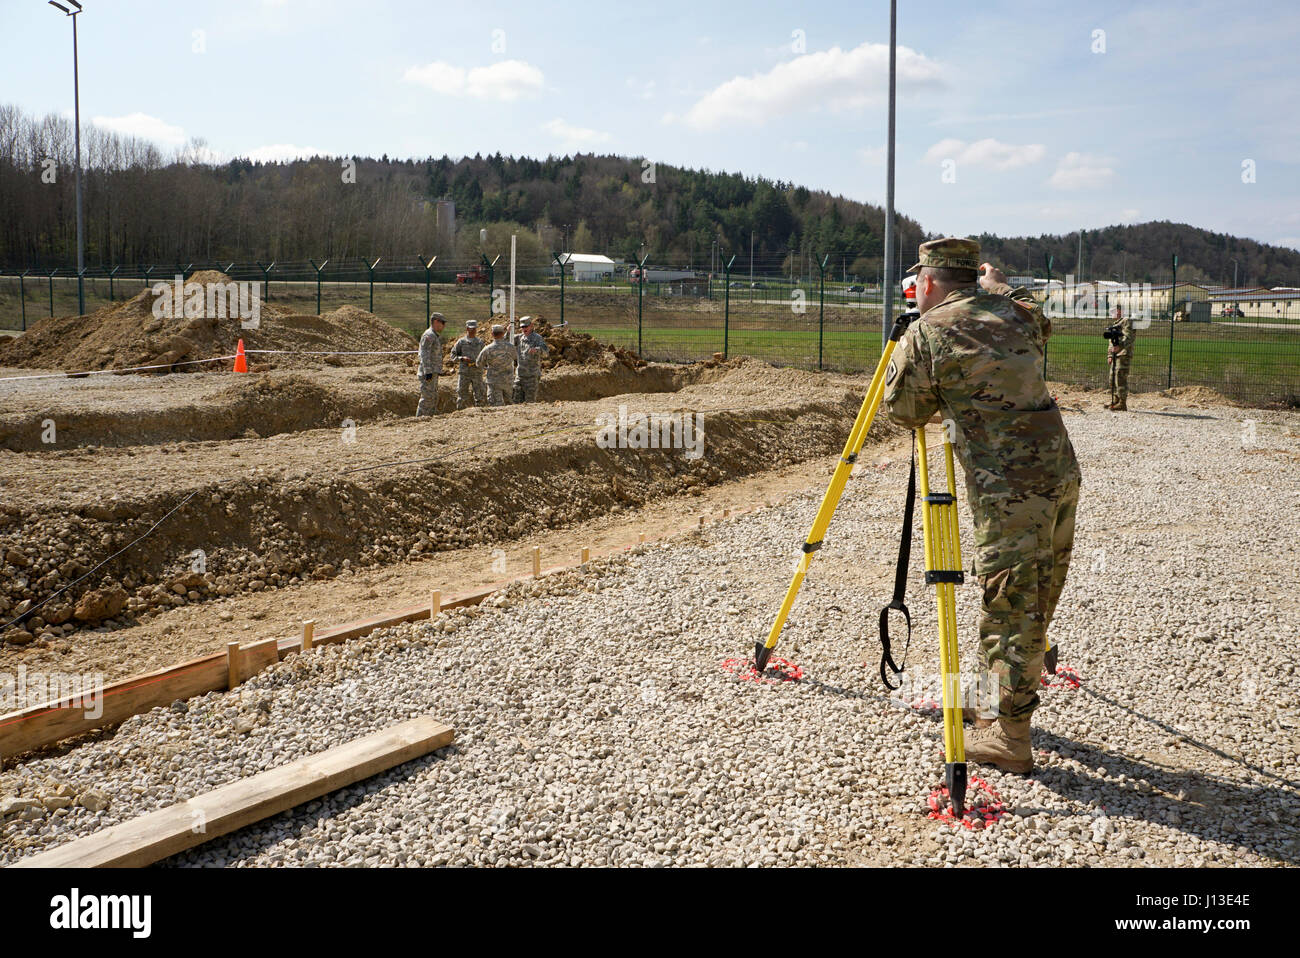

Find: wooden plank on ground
<box><xmin>0</xmin><ymin>651</ymin><xmax>228</xmax><ymax>762</ymax></box>
<box><xmin>11</xmin><ymin>715</ymin><xmax>455</xmax><ymax>868</ymax></box>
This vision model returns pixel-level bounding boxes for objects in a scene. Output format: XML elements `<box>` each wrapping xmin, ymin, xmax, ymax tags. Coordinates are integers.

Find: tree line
<box><xmin>2</xmin><ymin>102</ymin><xmax>1297</xmax><ymax>287</ymax></box>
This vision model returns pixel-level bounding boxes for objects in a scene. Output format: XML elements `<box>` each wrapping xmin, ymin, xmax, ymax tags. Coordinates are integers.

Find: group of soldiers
<box><xmin>416</xmin><ymin>313</ymin><xmax>550</xmax><ymax>416</ymax></box>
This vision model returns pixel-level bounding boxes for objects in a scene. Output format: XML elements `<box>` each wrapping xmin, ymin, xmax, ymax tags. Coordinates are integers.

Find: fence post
<box><xmin>1168</xmin><ymin>253</ymin><xmax>1177</xmax><ymax>388</ymax></box>
<box><xmin>109</xmin><ymin>264</ymin><xmax>119</xmax><ymax>302</ymax></box>
<box><xmin>722</xmin><ymin>254</ymin><xmax>736</xmax><ymax>359</ymax></box>
<box><xmin>816</xmin><ymin>253</ymin><xmax>829</xmax><ymax>370</ymax></box>
<box><xmin>310</xmin><ymin>258</ymin><xmax>329</xmax><ymax>315</ymax></box>
<box><xmin>482</xmin><ymin>253</ymin><xmax>500</xmax><ymax>319</ymax></box>
<box><xmin>256</xmin><ymin>261</ymin><xmax>276</xmax><ymax>302</ymax></box>
<box><xmin>366</xmin><ymin>257</ymin><xmax>381</xmax><ymax>313</ymax></box>
<box><xmin>634</xmin><ymin>252</ymin><xmax>649</xmax><ymax>356</ymax></box>
<box><xmin>47</xmin><ymin>267</ymin><xmax>57</xmax><ymax>316</ymax></box>
<box><xmin>19</xmin><ymin>269</ymin><xmax>28</xmax><ymax>330</ymax></box>
<box><xmin>552</xmin><ymin>251</ymin><xmax>565</xmax><ymax>328</ymax></box>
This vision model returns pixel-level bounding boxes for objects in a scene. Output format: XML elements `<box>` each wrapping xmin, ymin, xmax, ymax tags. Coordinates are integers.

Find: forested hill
<box><xmin>979</xmin><ymin>222</ymin><xmax>1300</xmax><ymax>288</ymax></box>
<box><xmin>3</xmin><ymin>103</ymin><xmax>1298</xmax><ymax>284</ymax></box>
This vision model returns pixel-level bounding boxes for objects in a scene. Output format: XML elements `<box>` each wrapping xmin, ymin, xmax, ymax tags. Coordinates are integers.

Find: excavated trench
<box><xmin>0</xmin><ymin>358</ymin><xmax>702</xmax><ymax>452</ymax></box>
<box><xmin>0</xmin><ymin>363</ymin><xmax>885</xmax><ymax>644</ymax></box>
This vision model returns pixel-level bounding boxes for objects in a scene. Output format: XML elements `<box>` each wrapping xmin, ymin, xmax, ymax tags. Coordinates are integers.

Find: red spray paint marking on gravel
<box><xmin>1041</xmin><ymin>664</ymin><xmax>1082</xmax><ymax>690</ymax></box>
<box><xmin>928</xmin><ymin>775</ymin><xmax>1006</xmax><ymax>829</ymax></box>
<box><xmin>720</xmin><ymin>656</ymin><xmax>803</xmax><ymax>684</ymax></box>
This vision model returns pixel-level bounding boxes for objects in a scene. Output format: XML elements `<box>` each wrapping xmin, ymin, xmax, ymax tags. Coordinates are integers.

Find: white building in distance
<box><xmin>559</xmin><ymin>253</ymin><xmax>617</xmax><ymax>282</ymax></box>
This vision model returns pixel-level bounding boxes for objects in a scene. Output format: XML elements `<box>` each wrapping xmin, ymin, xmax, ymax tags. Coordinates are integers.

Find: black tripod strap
<box><xmin>877</xmin><ymin>445</ymin><xmax>915</xmax><ymax>690</ymax></box>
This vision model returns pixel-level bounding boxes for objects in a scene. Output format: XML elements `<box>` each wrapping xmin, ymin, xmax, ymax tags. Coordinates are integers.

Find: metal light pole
<box><xmin>1231</xmin><ymin>258</ymin><xmax>1238</xmax><ymax>288</ymax></box>
<box><xmin>49</xmin><ymin>0</ymin><xmax>86</xmax><ymax>316</ymax></box>
<box><xmin>881</xmin><ymin>0</ymin><xmax>898</xmax><ymax>350</ymax></box>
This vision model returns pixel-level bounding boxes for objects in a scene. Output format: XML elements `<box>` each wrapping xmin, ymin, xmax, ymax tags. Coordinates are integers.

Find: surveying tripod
<box><xmin>752</xmin><ymin>310</ymin><xmax>968</xmax><ymax>814</ymax></box>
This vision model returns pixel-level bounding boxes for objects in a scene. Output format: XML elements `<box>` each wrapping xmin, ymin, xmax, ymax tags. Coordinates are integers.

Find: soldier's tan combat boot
<box><xmin>961</xmin><ymin>708</ymin><xmax>995</xmax><ymax>729</ymax></box>
<box><xmin>964</xmin><ymin>718</ymin><xmax>1033</xmax><ymax>774</ymax></box>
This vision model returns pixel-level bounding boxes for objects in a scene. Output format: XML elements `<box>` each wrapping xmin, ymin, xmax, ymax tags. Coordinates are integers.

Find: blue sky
<box><xmin>3</xmin><ymin>0</ymin><xmax>1298</xmax><ymax>248</ymax></box>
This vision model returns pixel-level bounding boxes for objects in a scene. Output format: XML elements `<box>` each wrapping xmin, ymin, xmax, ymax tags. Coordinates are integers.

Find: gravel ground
<box><xmin>2</xmin><ymin>400</ymin><xmax>1298</xmax><ymax>867</ymax></box>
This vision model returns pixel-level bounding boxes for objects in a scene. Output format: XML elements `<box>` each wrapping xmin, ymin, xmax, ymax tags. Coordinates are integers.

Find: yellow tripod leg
<box><xmin>754</xmin><ymin>317</ymin><xmax>912</xmax><ymax>672</ymax></box>
<box><xmin>917</xmin><ymin>427</ymin><xmax>968</xmax><ymax>815</ymax></box>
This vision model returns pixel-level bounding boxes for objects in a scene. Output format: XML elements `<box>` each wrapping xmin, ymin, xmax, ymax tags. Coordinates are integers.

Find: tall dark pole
<box><xmin>881</xmin><ymin>0</ymin><xmax>897</xmax><ymax>351</ymax></box>
<box><xmin>1168</xmin><ymin>253</ymin><xmax>1177</xmax><ymax>388</ymax></box>
<box><xmin>50</xmin><ymin>2</ymin><xmax>86</xmax><ymax>315</ymax></box>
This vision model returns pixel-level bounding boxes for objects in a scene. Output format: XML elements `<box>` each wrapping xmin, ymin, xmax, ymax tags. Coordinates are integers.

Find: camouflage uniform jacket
<box><xmin>475</xmin><ymin>339</ymin><xmax>518</xmax><ymax>384</ymax></box>
<box><xmin>511</xmin><ymin>330</ymin><xmax>549</xmax><ymax>376</ymax></box>
<box><xmin>883</xmin><ymin>283</ymin><xmax>1081</xmax><ymax>572</ymax></box>
<box><xmin>450</xmin><ymin>335</ymin><xmax>486</xmax><ymax>367</ymax></box>
<box><xmin>418</xmin><ymin>328</ymin><xmax>444</xmax><ymax>377</ymax></box>
<box><xmin>1110</xmin><ymin>314</ymin><xmax>1135</xmax><ymax>358</ymax></box>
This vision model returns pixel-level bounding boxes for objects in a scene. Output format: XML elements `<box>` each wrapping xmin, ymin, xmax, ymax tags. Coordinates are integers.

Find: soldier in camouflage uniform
<box><xmin>416</xmin><ymin>312</ymin><xmax>446</xmax><ymax>416</ymax></box>
<box><xmin>1107</xmin><ymin>305</ymin><xmax>1135</xmax><ymax>411</ymax></box>
<box><xmin>511</xmin><ymin>316</ymin><xmax>550</xmax><ymax>403</ymax></box>
<box><xmin>450</xmin><ymin>319</ymin><xmax>487</xmax><ymax>409</ymax></box>
<box><xmin>475</xmin><ymin>323</ymin><xmax>518</xmax><ymax>406</ymax></box>
<box><xmin>883</xmin><ymin>238</ymin><xmax>1081</xmax><ymax>774</ymax></box>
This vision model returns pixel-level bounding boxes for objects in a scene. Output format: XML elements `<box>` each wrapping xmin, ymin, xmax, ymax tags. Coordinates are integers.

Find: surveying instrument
<box><xmin>750</xmin><ymin>308</ymin><xmax>970</xmax><ymax>815</ymax></box>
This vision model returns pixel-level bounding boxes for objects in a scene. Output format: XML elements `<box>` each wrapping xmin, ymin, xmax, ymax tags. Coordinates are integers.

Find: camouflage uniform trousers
<box><xmin>976</xmin><ymin>477</ymin><xmax>1079</xmax><ymax>722</ymax></box>
<box><xmin>416</xmin><ymin>375</ymin><xmax>440</xmax><ymax>416</ymax></box>
<box><xmin>515</xmin><ymin>372</ymin><xmax>541</xmax><ymax>403</ymax></box>
<box><xmin>1109</xmin><ymin>355</ymin><xmax>1132</xmax><ymax>406</ymax></box>
<box><xmin>456</xmin><ymin>367</ymin><xmax>487</xmax><ymax>409</ymax></box>
<box><xmin>485</xmin><ymin>378</ymin><xmax>513</xmax><ymax>406</ymax></box>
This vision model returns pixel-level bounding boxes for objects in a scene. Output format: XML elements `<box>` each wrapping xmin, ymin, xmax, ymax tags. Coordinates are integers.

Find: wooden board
<box><xmin>11</xmin><ymin>715</ymin><xmax>454</xmax><ymax>868</ymax></box>
<box><xmin>0</xmin><ymin>651</ymin><xmax>228</xmax><ymax>762</ymax></box>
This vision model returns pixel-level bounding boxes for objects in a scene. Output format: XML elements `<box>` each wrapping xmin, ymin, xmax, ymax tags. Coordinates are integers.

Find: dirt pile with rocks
<box><xmin>0</xmin><ymin>271</ymin><xmax>417</xmax><ymax>373</ymax></box>
<box><xmin>533</xmin><ymin>318</ymin><xmax>645</xmax><ymax>369</ymax></box>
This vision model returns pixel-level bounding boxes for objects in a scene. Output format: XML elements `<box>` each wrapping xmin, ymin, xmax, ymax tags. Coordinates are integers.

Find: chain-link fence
<box><xmin>2</xmin><ymin>257</ymin><xmax>1297</xmax><ymax>407</ymax></box>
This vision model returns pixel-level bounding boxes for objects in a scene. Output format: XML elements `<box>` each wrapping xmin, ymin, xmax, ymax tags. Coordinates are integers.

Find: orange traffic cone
<box><xmin>234</xmin><ymin>339</ymin><xmax>248</xmax><ymax>373</ymax></box>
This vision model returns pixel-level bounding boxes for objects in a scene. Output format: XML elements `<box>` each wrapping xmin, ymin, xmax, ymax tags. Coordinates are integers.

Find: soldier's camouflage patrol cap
<box><xmin>466</xmin><ymin>319</ymin><xmax>477</xmax><ymax>329</ymax></box>
<box><xmin>429</xmin><ymin>311</ymin><xmax>446</xmax><ymax>323</ymax></box>
<box><xmin>491</xmin><ymin>324</ymin><xmax>505</xmax><ymax>334</ymax></box>
<box><xmin>906</xmin><ymin>237</ymin><xmax>980</xmax><ymax>274</ymax></box>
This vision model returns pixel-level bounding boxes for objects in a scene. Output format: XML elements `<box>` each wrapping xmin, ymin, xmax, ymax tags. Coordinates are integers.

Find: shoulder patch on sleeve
<box><xmin>885</xmin><ymin>359</ymin><xmax>898</xmax><ymax>385</ymax></box>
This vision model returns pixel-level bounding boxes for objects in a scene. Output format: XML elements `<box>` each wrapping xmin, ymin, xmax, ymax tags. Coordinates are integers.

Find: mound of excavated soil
<box><xmin>1158</xmin><ymin>385</ymin><xmax>1237</xmax><ymax>407</ymax></box>
<box><xmin>532</xmin><ymin>317</ymin><xmax>646</xmax><ymax>369</ymax></box>
<box><xmin>0</xmin><ymin>271</ymin><xmax>417</xmax><ymax>373</ymax></box>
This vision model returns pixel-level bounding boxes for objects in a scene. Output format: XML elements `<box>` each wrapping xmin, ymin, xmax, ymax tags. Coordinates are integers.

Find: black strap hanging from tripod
<box><xmin>877</xmin><ymin>444</ymin><xmax>916</xmax><ymax>690</ymax></box>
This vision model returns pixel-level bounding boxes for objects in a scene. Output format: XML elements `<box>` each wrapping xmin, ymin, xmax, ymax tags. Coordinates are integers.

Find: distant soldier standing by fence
<box><xmin>476</xmin><ymin>323</ymin><xmax>518</xmax><ymax>406</ymax></box>
<box><xmin>450</xmin><ymin>319</ymin><xmax>487</xmax><ymax>409</ymax></box>
<box><xmin>1106</xmin><ymin>305</ymin><xmax>1135</xmax><ymax>412</ymax></box>
<box><xmin>511</xmin><ymin>316</ymin><xmax>550</xmax><ymax>403</ymax></box>
<box><xmin>416</xmin><ymin>312</ymin><xmax>446</xmax><ymax>416</ymax></box>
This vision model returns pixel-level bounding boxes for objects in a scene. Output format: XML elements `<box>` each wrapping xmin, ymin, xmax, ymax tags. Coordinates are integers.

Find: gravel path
<box><xmin>3</xmin><ymin>400</ymin><xmax>1298</xmax><ymax>867</ymax></box>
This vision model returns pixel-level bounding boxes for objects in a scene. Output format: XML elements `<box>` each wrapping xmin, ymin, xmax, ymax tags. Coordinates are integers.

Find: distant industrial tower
<box><xmin>436</xmin><ymin>199</ymin><xmax>456</xmax><ymax>252</ymax></box>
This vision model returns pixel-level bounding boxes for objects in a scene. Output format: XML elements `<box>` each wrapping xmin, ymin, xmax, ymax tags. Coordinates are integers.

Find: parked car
<box><xmin>1222</xmin><ymin>306</ymin><xmax>1245</xmax><ymax>318</ymax></box>
<box><xmin>847</xmin><ymin>284</ymin><xmax>865</xmax><ymax>293</ymax></box>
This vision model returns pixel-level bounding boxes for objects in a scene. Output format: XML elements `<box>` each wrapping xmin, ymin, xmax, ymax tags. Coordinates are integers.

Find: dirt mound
<box><xmin>532</xmin><ymin>317</ymin><xmax>646</xmax><ymax>369</ymax></box>
<box><xmin>1158</xmin><ymin>385</ymin><xmax>1237</xmax><ymax>407</ymax></box>
<box><xmin>0</xmin><ymin>271</ymin><xmax>416</xmax><ymax>373</ymax></box>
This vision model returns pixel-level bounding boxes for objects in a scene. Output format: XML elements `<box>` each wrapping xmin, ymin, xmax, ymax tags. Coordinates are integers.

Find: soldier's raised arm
<box><xmin>981</xmin><ymin>262</ymin><xmax>1052</xmax><ymax>343</ymax></box>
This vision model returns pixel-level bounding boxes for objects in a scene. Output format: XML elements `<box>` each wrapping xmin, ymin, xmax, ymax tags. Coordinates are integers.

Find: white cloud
<box><xmin>542</xmin><ymin>118</ymin><xmax>611</xmax><ymax>150</ymax></box>
<box><xmin>678</xmin><ymin>41</ymin><xmax>944</xmax><ymax>129</ymax></box>
<box><xmin>1276</xmin><ymin>236</ymin><xmax>1300</xmax><ymax>251</ymax></box>
<box><xmin>626</xmin><ymin>77</ymin><xmax>656</xmax><ymax>101</ymax></box>
<box><xmin>404</xmin><ymin>59</ymin><xmax>544</xmax><ymax>101</ymax></box>
<box><xmin>923</xmin><ymin>138</ymin><xmax>1045</xmax><ymax>170</ymax></box>
<box><xmin>1120</xmin><ymin>208</ymin><xmax>1140</xmax><ymax>221</ymax></box>
<box><xmin>1049</xmin><ymin>152</ymin><xmax>1116</xmax><ymax>190</ymax></box>
<box><xmin>240</xmin><ymin>144</ymin><xmax>330</xmax><ymax>162</ymax></box>
<box><xmin>92</xmin><ymin>112</ymin><xmax>186</xmax><ymax>146</ymax></box>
